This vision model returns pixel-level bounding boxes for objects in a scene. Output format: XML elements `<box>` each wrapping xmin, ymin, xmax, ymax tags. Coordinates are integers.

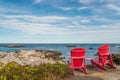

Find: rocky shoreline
<box><xmin>0</xmin><ymin>50</ymin><xmax>120</xmax><ymax>80</ymax></box>
<box><xmin>0</xmin><ymin>50</ymin><xmax>120</xmax><ymax>66</ymax></box>
<box><xmin>0</xmin><ymin>50</ymin><xmax>64</xmax><ymax>66</ymax></box>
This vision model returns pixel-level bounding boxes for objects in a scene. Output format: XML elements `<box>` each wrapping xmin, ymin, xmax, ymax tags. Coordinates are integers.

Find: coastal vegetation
<box><xmin>0</xmin><ymin>62</ymin><xmax>71</xmax><ymax>80</ymax></box>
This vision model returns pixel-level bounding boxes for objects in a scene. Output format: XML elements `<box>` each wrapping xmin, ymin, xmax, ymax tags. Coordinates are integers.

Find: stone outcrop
<box><xmin>4</xmin><ymin>45</ymin><xmax>25</xmax><ymax>48</ymax></box>
<box><xmin>89</xmin><ymin>47</ymin><xmax>95</xmax><ymax>50</ymax></box>
<box><xmin>66</xmin><ymin>45</ymin><xmax>76</xmax><ymax>47</ymax></box>
<box><xmin>0</xmin><ymin>50</ymin><xmax>64</xmax><ymax>66</ymax></box>
<box><xmin>112</xmin><ymin>54</ymin><xmax>120</xmax><ymax>65</ymax></box>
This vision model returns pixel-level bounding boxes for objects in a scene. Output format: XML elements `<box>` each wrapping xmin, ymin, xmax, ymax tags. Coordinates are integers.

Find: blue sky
<box><xmin>0</xmin><ymin>0</ymin><xmax>120</xmax><ymax>43</ymax></box>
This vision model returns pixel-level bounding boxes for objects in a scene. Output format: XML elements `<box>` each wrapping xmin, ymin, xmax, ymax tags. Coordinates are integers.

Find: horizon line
<box><xmin>0</xmin><ymin>43</ymin><xmax>120</xmax><ymax>44</ymax></box>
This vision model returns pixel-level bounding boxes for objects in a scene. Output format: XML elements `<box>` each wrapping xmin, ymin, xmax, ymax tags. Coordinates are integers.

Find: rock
<box><xmin>5</xmin><ymin>45</ymin><xmax>25</xmax><ymax>48</ymax></box>
<box><xmin>0</xmin><ymin>52</ymin><xmax>7</xmax><ymax>58</ymax></box>
<box><xmin>114</xmin><ymin>46</ymin><xmax>120</xmax><ymax>49</ymax></box>
<box><xmin>36</xmin><ymin>50</ymin><xmax>62</xmax><ymax>60</ymax></box>
<box><xmin>112</xmin><ymin>54</ymin><xmax>120</xmax><ymax>65</ymax></box>
<box><xmin>89</xmin><ymin>47</ymin><xmax>95</xmax><ymax>50</ymax></box>
<box><xmin>0</xmin><ymin>50</ymin><xmax>64</xmax><ymax>66</ymax></box>
<box><xmin>61</xmin><ymin>57</ymin><xmax>66</xmax><ymax>59</ymax></box>
<box><xmin>94</xmin><ymin>52</ymin><xmax>98</xmax><ymax>56</ymax></box>
<box><xmin>66</xmin><ymin>45</ymin><xmax>76</xmax><ymax>47</ymax></box>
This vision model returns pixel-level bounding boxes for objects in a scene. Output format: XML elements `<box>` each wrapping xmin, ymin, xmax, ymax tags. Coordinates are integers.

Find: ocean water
<box><xmin>0</xmin><ymin>44</ymin><xmax>120</xmax><ymax>61</ymax></box>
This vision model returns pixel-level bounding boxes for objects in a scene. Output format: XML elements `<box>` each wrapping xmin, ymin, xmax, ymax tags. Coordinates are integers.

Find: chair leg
<box><xmin>91</xmin><ymin>60</ymin><xmax>95</xmax><ymax>67</ymax></box>
<box><xmin>82</xmin><ymin>67</ymin><xmax>88</xmax><ymax>74</ymax></box>
<box><xmin>67</xmin><ymin>61</ymin><xmax>75</xmax><ymax>75</ymax></box>
<box><xmin>71</xmin><ymin>68</ymin><xmax>75</xmax><ymax>75</ymax></box>
<box><xmin>107</xmin><ymin>62</ymin><xmax>116</xmax><ymax>68</ymax></box>
<box><xmin>108</xmin><ymin>55</ymin><xmax>116</xmax><ymax>68</ymax></box>
<box><xmin>91</xmin><ymin>60</ymin><xmax>107</xmax><ymax>71</ymax></box>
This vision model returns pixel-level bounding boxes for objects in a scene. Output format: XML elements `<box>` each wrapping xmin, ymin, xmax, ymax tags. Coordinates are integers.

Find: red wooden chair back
<box><xmin>98</xmin><ymin>44</ymin><xmax>110</xmax><ymax>63</ymax></box>
<box><xmin>70</xmin><ymin>48</ymin><xmax>85</xmax><ymax>68</ymax></box>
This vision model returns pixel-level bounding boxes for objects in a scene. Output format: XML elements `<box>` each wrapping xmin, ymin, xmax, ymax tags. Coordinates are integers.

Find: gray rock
<box><xmin>112</xmin><ymin>54</ymin><xmax>120</xmax><ymax>65</ymax></box>
<box><xmin>0</xmin><ymin>50</ymin><xmax>64</xmax><ymax>65</ymax></box>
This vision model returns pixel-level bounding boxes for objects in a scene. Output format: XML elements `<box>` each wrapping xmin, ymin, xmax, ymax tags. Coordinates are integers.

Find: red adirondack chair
<box><xmin>91</xmin><ymin>44</ymin><xmax>116</xmax><ymax>71</ymax></box>
<box><xmin>67</xmin><ymin>48</ymin><xmax>88</xmax><ymax>74</ymax></box>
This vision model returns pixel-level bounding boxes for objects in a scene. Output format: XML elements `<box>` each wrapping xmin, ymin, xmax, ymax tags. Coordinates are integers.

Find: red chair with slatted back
<box><xmin>91</xmin><ymin>44</ymin><xmax>116</xmax><ymax>71</ymax></box>
<box><xmin>67</xmin><ymin>48</ymin><xmax>88</xmax><ymax>74</ymax></box>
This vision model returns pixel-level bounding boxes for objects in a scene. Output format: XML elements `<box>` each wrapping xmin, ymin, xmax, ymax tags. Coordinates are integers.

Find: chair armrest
<box><xmin>86</xmin><ymin>58</ymin><xmax>93</xmax><ymax>61</ymax></box>
<box><xmin>99</xmin><ymin>53</ymin><xmax>110</xmax><ymax>56</ymax></box>
<box><xmin>72</xmin><ymin>57</ymin><xmax>84</xmax><ymax>59</ymax></box>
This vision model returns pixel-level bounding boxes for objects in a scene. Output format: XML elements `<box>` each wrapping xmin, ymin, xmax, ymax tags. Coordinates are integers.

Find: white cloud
<box><xmin>57</xmin><ymin>7</ymin><xmax>73</xmax><ymax>11</ymax></box>
<box><xmin>0</xmin><ymin>7</ymin><xmax>28</xmax><ymax>14</ymax></box>
<box><xmin>5</xmin><ymin>15</ymin><xmax>68</xmax><ymax>23</ymax></box>
<box><xmin>0</xmin><ymin>14</ymin><xmax>120</xmax><ymax>36</ymax></box>
<box><xmin>104</xmin><ymin>0</ymin><xmax>120</xmax><ymax>4</ymax></box>
<box><xmin>0</xmin><ymin>15</ymin><xmax>72</xmax><ymax>35</ymax></box>
<box><xmin>34</xmin><ymin>0</ymin><xmax>42</xmax><ymax>4</ymax></box>
<box><xmin>93</xmin><ymin>16</ymin><xmax>112</xmax><ymax>23</ymax></box>
<box><xmin>0</xmin><ymin>14</ymin><xmax>120</xmax><ymax>43</ymax></box>
<box><xmin>77</xmin><ymin>7</ymin><xmax>88</xmax><ymax>10</ymax></box>
<box><xmin>107</xmin><ymin>4</ymin><xmax>120</xmax><ymax>12</ymax></box>
<box><xmin>79</xmin><ymin>0</ymin><xmax>95</xmax><ymax>4</ymax></box>
<box><xmin>80</xmin><ymin>19</ymin><xmax>90</xmax><ymax>23</ymax></box>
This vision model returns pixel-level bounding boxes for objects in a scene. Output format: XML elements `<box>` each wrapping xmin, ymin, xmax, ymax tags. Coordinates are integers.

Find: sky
<box><xmin>0</xmin><ymin>0</ymin><xmax>120</xmax><ymax>43</ymax></box>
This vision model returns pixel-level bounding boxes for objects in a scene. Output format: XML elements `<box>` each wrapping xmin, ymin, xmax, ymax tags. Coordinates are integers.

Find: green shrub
<box><xmin>0</xmin><ymin>62</ymin><xmax>4</xmax><ymax>71</ymax></box>
<box><xmin>0</xmin><ymin>62</ymin><xmax>71</xmax><ymax>80</ymax></box>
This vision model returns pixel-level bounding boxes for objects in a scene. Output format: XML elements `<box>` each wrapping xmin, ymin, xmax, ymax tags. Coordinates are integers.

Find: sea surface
<box><xmin>0</xmin><ymin>43</ymin><xmax>120</xmax><ymax>61</ymax></box>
